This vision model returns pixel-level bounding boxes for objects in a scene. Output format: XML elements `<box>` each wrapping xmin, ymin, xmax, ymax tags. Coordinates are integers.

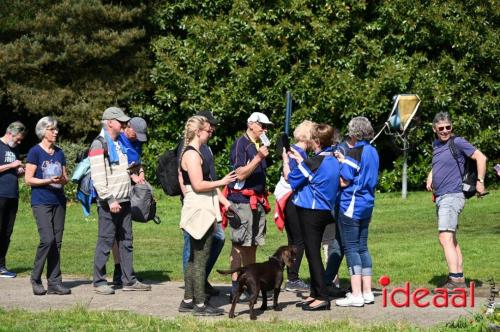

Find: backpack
<box><xmin>156</xmin><ymin>143</ymin><xmax>181</xmax><ymax>196</ymax></box>
<box><xmin>130</xmin><ymin>181</ymin><xmax>161</xmax><ymax>224</ymax></box>
<box><xmin>449</xmin><ymin>137</ymin><xmax>478</xmax><ymax>199</ymax></box>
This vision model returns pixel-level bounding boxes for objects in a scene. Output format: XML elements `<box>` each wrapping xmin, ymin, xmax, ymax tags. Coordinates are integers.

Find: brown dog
<box><xmin>217</xmin><ymin>245</ymin><xmax>296</xmax><ymax>320</ymax></box>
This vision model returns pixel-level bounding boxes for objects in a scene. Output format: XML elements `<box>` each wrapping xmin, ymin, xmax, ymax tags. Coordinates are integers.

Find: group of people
<box><xmin>0</xmin><ymin>107</ymin><xmax>488</xmax><ymax>316</ymax></box>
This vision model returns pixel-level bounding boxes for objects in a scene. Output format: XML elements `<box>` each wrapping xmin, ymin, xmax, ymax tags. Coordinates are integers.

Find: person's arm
<box><xmin>25</xmin><ymin>163</ymin><xmax>58</xmax><ymax>187</ymax></box>
<box><xmin>426</xmin><ymin>170</ymin><xmax>433</xmax><ymax>191</ymax></box>
<box><xmin>282</xmin><ymin>148</ymin><xmax>291</xmax><ymax>181</ymax></box>
<box><xmin>470</xmin><ymin>149</ymin><xmax>487</xmax><ymax>194</ymax></box>
<box><xmin>287</xmin><ymin>147</ymin><xmax>311</xmax><ymax>190</ymax></box>
<box><xmin>0</xmin><ymin>160</ymin><xmax>22</xmax><ymax>173</ymax></box>
<box><xmin>235</xmin><ymin>146</ymin><xmax>268</xmax><ymax>181</ymax></box>
<box><xmin>216</xmin><ymin>188</ymin><xmax>231</xmax><ymax>208</ymax></box>
<box><xmin>184</xmin><ymin>150</ymin><xmax>236</xmax><ymax>192</ymax></box>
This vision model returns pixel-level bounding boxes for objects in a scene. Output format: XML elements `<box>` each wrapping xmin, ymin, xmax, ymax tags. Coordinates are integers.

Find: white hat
<box><xmin>247</xmin><ymin>112</ymin><xmax>273</xmax><ymax>125</ymax></box>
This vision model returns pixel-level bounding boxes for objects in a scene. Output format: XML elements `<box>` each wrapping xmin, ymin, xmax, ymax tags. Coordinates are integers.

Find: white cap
<box><xmin>247</xmin><ymin>112</ymin><xmax>273</xmax><ymax>125</ymax></box>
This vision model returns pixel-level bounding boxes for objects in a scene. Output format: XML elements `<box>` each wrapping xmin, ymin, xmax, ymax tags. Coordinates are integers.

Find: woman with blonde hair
<box><xmin>178</xmin><ymin>115</ymin><xmax>237</xmax><ymax>316</ymax></box>
<box><xmin>25</xmin><ymin>116</ymin><xmax>70</xmax><ymax>296</ymax></box>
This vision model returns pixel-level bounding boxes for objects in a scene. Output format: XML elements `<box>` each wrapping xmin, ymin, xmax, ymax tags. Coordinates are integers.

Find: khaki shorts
<box><xmin>229</xmin><ymin>202</ymin><xmax>266</xmax><ymax>246</ymax></box>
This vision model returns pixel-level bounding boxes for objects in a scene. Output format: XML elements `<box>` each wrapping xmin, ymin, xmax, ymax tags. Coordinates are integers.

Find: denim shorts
<box><xmin>436</xmin><ymin>193</ymin><xmax>465</xmax><ymax>232</ymax></box>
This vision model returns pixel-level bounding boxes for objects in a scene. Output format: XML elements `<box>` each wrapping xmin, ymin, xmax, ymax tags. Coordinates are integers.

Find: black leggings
<box><xmin>296</xmin><ymin>206</ymin><xmax>333</xmax><ymax>301</ymax></box>
<box><xmin>284</xmin><ymin>199</ymin><xmax>305</xmax><ymax>281</ymax></box>
<box><xmin>0</xmin><ymin>197</ymin><xmax>19</xmax><ymax>268</ymax></box>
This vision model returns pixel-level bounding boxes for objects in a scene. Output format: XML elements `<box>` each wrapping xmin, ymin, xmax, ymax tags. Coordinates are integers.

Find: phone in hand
<box><xmin>259</xmin><ymin>133</ymin><xmax>271</xmax><ymax>147</ymax></box>
<box><xmin>281</xmin><ymin>133</ymin><xmax>290</xmax><ymax>152</ymax></box>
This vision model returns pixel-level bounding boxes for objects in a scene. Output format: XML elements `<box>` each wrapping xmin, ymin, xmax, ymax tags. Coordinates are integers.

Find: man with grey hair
<box><xmin>426</xmin><ymin>112</ymin><xmax>487</xmax><ymax>291</ymax></box>
<box><xmin>89</xmin><ymin>107</ymin><xmax>151</xmax><ymax>295</ymax></box>
<box><xmin>0</xmin><ymin>122</ymin><xmax>26</xmax><ymax>278</ymax></box>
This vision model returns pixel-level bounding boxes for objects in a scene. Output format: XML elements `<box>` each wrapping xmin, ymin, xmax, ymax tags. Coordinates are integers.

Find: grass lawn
<box><xmin>7</xmin><ymin>189</ymin><xmax>499</xmax><ymax>288</ymax></box>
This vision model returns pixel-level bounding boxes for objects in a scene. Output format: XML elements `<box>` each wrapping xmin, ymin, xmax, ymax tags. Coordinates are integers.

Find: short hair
<box><xmin>347</xmin><ymin>117</ymin><xmax>374</xmax><ymax>141</ymax></box>
<box><xmin>312</xmin><ymin>123</ymin><xmax>334</xmax><ymax>148</ymax></box>
<box><xmin>35</xmin><ymin>116</ymin><xmax>58</xmax><ymax>140</ymax></box>
<box><xmin>293</xmin><ymin>120</ymin><xmax>315</xmax><ymax>143</ymax></box>
<box><xmin>6</xmin><ymin>121</ymin><xmax>26</xmax><ymax>136</ymax></box>
<box><xmin>432</xmin><ymin>112</ymin><xmax>452</xmax><ymax>127</ymax></box>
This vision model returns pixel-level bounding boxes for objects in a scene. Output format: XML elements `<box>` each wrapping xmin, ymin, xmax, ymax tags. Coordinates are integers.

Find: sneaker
<box><xmin>285</xmin><ymin>279</ymin><xmax>310</xmax><ymax>292</ymax></box>
<box><xmin>123</xmin><ymin>281</ymin><xmax>151</xmax><ymax>291</ymax></box>
<box><xmin>47</xmin><ymin>284</ymin><xmax>71</xmax><ymax>295</ymax></box>
<box><xmin>178</xmin><ymin>300</ymin><xmax>194</xmax><ymax>313</ymax></box>
<box><xmin>192</xmin><ymin>303</ymin><xmax>224</xmax><ymax>316</ymax></box>
<box><xmin>94</xmin><ymin>284</ymin><xmax>115</xmax><ymax>295</ymax></box>
<box><xmin>205</xmin><ymin>282</ymin><xmax>220</xmax><ymax>296</ymax></box>
<box><xmin>363</xmin><ymin>292</ymin><xmax>375</xmax><ymax>304</ymax></box>
<box><xmin>0</xmin><ymin>267</ymin><xmax>16</xmax><ymax>278</ymax></box>
<box><xmin>31</xmin><ymin>279</ymin><xmax>47</xmax><ymax>296</ymax></box>
<box><xmin>336</xmin><ymin>293</ymin><xmax>365</xmax><ymax>307</ymax></box>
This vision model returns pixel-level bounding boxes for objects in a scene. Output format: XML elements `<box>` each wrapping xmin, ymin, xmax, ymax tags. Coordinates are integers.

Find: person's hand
<box><xmin>130</xmin><ymin>173</ymin><xmax>145</xmax><ymax>184</ymax></box>
<box><xmin>288</xmin><ymin>147</ymin><xmax>304</xmax><ymax>164</ymax></box>
<box><xmin>426</xmin><ymin>177</ymin><xmax>433</xmax><ymax>192</ymax></box>
<box><xmin>257</xmin><ymin>146</ymin><xmax>269</xmax><ymax>160</ymax></box>
<box><xmin>10</xmin><ymin>160</ymin><xmax>22</xmax><ymax>169</ymax></box>
<box><xmin>282</xmin><ymin>148</ymin><xmax>289</xmax><ymax>163</ymax></box>
<box><xmin>109</xmin><ymin>201</ymin><xmax>122</xmax><ymax>214</ymax></box>
<box><xmin>334</xmin><ymin>150</ymin><xmax>345</xmax><ymax>163</ymax></box>
<box><xmin>476</xmin><ymin>181</ymin><xmax>486</xmax><ymax>196</ymax></box>
<box><xmin>17</xmin><ymin>166</ymin><xmax>25</xmax><ymax>175</ymax></box>
<box><xmin>221</xmin><ymin>171</ymin><xmax>238</xmax><ymax>185</ymax></box>
<box><xmin>50</xmin><ymin>176</ymin><xmax>63</xmax><ymax>184</ymax></box>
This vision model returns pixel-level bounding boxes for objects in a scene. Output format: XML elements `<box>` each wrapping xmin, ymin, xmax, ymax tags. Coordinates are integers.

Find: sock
<box><xmin>231</xmin><ymin>281</ymin><xmax>238</xmax><ymax>295</ymax></box>
<box><xmin>449</xmin><ymin>272</ymin><xmax>462</xmax><ymax>279</ymax></box>
<box><xmin>183</xmin><ymin>299</ymin><xmax>193</xmax><ymax>303</ymax></box>
<box><xmin>456</xmin><ymin>272</ymin><xmax>464</xmax><ymax>278</ymax></box>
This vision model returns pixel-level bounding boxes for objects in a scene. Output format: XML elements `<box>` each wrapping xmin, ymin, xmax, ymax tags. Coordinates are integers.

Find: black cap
<box><xmin>196</xmin><ymin>110</ymin><xmax>218</xmax><ymax>126</ymax></box>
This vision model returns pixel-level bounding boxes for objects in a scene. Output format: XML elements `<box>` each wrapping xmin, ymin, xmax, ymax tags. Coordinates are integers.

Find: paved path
<box><xmin>0</xmin><ymin>277</ymin><xmax>487</xmax><ymax>327</ymax></box>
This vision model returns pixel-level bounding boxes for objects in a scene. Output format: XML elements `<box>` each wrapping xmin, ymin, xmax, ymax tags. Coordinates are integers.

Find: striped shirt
<box><xmin>89</xmin><ymin>132</ymin><xmax>131</xmax><ymax>206</ymax></box>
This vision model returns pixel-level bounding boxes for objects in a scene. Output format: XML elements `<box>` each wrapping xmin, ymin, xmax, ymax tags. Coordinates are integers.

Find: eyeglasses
<box><xmin>47</xmin><ymin>127</ymin><xmax>58</xmax><ymax>132</ymax></box>
<box><xmin>437</xmin><ymin>125</ymin><xmax>452</xmax><ymax>132</ymax></box>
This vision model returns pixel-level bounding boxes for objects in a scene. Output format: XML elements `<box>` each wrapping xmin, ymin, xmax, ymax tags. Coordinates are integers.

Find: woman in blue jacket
<box><xmin>285</xmin><ymin>123</ymin><xmax>341</xmax><ymax>311</ymax></box>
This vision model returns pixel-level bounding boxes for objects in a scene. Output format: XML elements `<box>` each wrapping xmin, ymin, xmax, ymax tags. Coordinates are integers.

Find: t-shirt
<box><xmin>0</xmin><ymin>140</ymin><xmax>20</xmax><ymax>198</ymax></box>
<box><xmin>26</xmin><ymin>144</ymin><xmax>67</xmax><ymax>206</ymax></box>
<box><xmin>432</xmin><ymin>136</ymin><xmax>476</xmax><ymax>197</ymax></box>
<box><xmin>228</xmin><ymin>134</ymin><xmax>267</xmax><ymax>203</ymax></box>
<box><xmin>338</xmin><ymin>141</ymin><xmax>379</xmax><ymax>220</ymax></box>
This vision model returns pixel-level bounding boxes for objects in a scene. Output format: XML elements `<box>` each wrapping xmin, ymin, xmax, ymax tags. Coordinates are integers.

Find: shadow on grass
<box><xmin>428</xmin><ymin>274</ymin><xmax>484</xmax><ymax>287</ymax></box>
<box><xmin>12</xmin><ymin>266</ymin><xmax>31</xmax><ymax>274</ymax></box>
<box><xmin>136</xmin><ymin>270</ymin><xmax>171</xmax><ymax>283</ymax></box>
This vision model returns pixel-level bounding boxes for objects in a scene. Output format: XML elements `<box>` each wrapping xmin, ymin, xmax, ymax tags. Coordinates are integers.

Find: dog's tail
<box><xmin>216</xmin><ymin>268</ymin><xmax>243</xmax><ymax>275</ymax></box>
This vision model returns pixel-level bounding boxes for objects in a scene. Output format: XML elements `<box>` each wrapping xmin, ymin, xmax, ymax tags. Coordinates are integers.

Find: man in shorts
<box><xmin>426</xmin><ymin>112</ymin><xmax>487</xmax><ymax>290</ymax></box>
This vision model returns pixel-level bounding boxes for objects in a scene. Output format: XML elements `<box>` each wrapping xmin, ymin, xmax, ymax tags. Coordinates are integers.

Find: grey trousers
<box><xmin>93</xmin><ymin>202</ymin><xmax>136</xmax><ymax>287</ymax></box>
<box><xmin>31</xmin><ymin>204</ymin><xmax>66</xmax><ymax>286</ymax></box>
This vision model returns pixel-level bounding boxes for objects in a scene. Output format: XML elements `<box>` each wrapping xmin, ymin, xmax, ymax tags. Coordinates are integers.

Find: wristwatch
<box><xmin>477</xmin><ymin>177</ymin><xmax>484</xmax><ymax>183</ymax></box>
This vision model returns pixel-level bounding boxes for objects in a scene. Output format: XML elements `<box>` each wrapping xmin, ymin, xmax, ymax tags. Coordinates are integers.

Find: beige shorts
<box><xmin>229</xmin><ymin>202</ymin><xmax>266</xmax><ymax>246</ymax></box>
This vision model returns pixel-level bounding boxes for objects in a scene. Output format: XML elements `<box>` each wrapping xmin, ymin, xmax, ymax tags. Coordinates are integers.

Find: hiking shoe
<box><xmin>205</xmin><ymin>282</ymin><xmax>220</xmax><ymax>296</ymax></box>
<box><xmin>123</xmin><ymin>281</ymin><xmax>151</xmax><ymax>291</ymax></box>
<box><xmin>363</xmin><ymin>292</ymin><xmax>375</xmax><ymax>304</ymax></box>
<box><xmin>285</xmin><ymin>279</ymin><xmax>310</xmax><ymax>292</ymax></box>
<box><xmin>47</xmin><ymin>284</ymin><xmax>71</xmax><ymax>295</ymax></box>
<box><xmin>0</xmin><ymin>267</ymin><xmax>16</xmax><ymax>278</ymax></box>
<box><xmin>336</xmin><ymin>293</ymin><xmax>364</xmax><ymax>307</ymax></box>
<box><xmin>113</xmin><ymin>264</ymin><xmax>123</xmax><ymax>288</ymax></box>
<box><xmin>193</xmin><ymin>303</ymin><xmax>224</xmax><ymax>316</ymax></box>
<box><xmin>178</xmin><ymin>300</ymin><xmax>194</xmax><ymax>313</ymax></box>
<box><xmin>94</xmin><ymin>284</ymin><xmax>115</xmax><ymax>295</ymax></box>
<box><xmin>31</xmin><ymin>279</ymin><xmax>46</xmax><ymax>296</ymax></box>
<box><xmin>326</xmin><ymin>285</ymin><xmax>347</xmax><ymax>298</ymax></box>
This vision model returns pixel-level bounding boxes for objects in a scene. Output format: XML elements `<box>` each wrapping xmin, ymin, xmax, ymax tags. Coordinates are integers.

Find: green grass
<box><xmin>0</xmin><ymin>306</ymin><xmax>497</xmax><ymax>332</ymax></box>
<box><xmin>9</xmin><ymin>190</ymin><xmax>499</xmax><ymax>288</ymax></box>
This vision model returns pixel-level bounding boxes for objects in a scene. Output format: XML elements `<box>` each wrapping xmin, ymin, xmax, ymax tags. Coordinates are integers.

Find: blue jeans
<box><xmin>324</xmin><ymin>221</ymin><xmax>343</xmax><ymax>284</ymax></box>
<box><xmin>182</xmin><ymin>222</ymin><xmax>225</xmax><ymax>280</ymax></box>
<box><xmin>338</xmin><ymin>213</ymin><xmax>372</xmax><ymax>276</ymax></box>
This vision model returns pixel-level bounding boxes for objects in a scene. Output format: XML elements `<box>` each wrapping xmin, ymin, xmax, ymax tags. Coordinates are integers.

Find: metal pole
<box><xmin>402</xmin><ymin>136</ymin><xmax>408</xmax><ymax>199</ymax></box>
<box><xmin>285</xmin><ymin>91</ymin><xmax>292</xmax><ymax>135</ymax></box>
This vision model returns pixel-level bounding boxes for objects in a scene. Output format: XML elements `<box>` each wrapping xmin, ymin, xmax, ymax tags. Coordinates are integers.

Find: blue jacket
<box><xmin>338</xmin><ymin>140</ymin><xmax>379</xmax><ymax>220</ymax></box>
<box><xmin>288</xmin><ymin>149</ymin><xmax>341</xmax><ymax>211</ymax></box>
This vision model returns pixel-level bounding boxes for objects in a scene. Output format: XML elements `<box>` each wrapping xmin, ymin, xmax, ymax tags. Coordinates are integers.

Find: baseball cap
<box><xmin>102</xmin><ymin>107</ymin><xmax>130</xmax><ymax>122</ymax></box>
<box><xmin>129</xmin><ymin>117</ymin><xmax>148</xmax><ymax>142</ymax></box>
<box><xmin>247</xmin><ymin>112</ymin><xmax>273</xmax><ymax>125</ymax></box>
<box><xmin>196</xmin><ymin>110</ymin><xmax>218</xmax><ymax>125</ymax></box>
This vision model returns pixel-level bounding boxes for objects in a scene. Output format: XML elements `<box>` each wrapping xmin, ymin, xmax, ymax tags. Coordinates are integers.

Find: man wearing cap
<box><xmin>89</xmin><ymin>107</ymin><xmax>151</xmax><ymax>295</ymax></box>
<box><xmin>226</xmin><ymin>112</ymin><xmax>272</xmax><ymax>300</ymax></box>
<box><xmin>178</xmin><ymin>110</ymin><xmax>225</xmax><ymax>298</ymax></box>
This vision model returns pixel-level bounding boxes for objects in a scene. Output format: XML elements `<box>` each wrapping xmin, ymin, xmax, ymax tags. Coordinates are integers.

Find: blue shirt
<box><xmin>0</xmin><ymin>140</ymin><xmax>20</xmax><ymax>198</ymax></box>
<box><xmin>288</xmin><ymin>149</ymin><xmax>341</xmax><ymax>211</ymax></box>
<box><xmin>228</xmin><ymin>134</ymin><xmax>267</xmax><ymax>203</ymax></box>
<box><xmin>26</xmin><ymin>144</ymin><xmax>67</xmax><ymax>206</ymax></box>
<box><xmin>339</xmin><ymin>141</ymin><xmax>379</xmax><ymax>220</ymax></box>
<box><xmin>432</xmin><ymin>136</ymin><xmax>476</xmax><ymax>197</ymax></box>
<box><xmin>118</xmin><ymin>133</ymin><xmax>141</xmax><ymax>166</ymax></box>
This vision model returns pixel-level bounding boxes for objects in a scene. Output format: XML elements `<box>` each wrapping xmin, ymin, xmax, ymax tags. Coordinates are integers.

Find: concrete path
<box><xmin>0</xmin><ymin>277</ymin><xmax>488</xmax><ymax>328</ymax></box>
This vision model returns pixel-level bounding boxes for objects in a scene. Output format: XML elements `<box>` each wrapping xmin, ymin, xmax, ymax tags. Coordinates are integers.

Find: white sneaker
<box><xmin>335</xmin><ymin>293</ymin><xmax>364</xmax><ymax>307</ymax></box>
<box><xmin>363</xmin><ymin>292</ymin><xmax>374</xmax><ymax>304</ymax></box>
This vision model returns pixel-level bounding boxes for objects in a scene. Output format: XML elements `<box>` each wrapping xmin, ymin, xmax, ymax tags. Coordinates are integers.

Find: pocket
<box><xmin>230</xmin><ymin>219</ymin><xmax>248</xmax><ymax>245</ymax></box>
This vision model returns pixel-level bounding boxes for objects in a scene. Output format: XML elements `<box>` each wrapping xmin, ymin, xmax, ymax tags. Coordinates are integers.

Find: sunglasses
<box><xmin>257</xmin><ymin>122</ymin><xmax>269</xmax><ymax>130</ymax></box>
<box><xmin>437</xmin><ymin>125</ymin><xmax>452</xmax><ymax>132</ymax></box>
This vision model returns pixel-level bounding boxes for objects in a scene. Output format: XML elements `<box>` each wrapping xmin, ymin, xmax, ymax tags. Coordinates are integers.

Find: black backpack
<box><xmin>156</xmin><ymin>143</ymin><xmax>181</xmax><ymax>196</ymax></box>
<box><xmin>448</xmin><ymin>136</ymin><xmax>478</xmax><ymax>199</ymax></box>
